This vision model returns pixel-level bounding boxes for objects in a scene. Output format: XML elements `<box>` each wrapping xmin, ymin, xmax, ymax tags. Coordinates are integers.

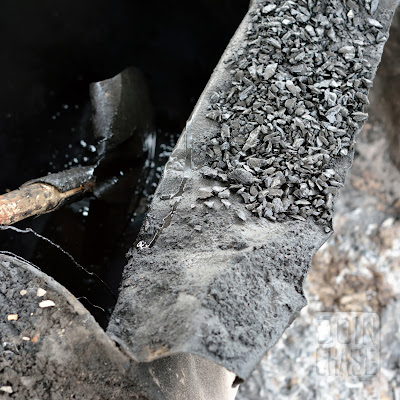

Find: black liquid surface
<box><xmin>0</xmin><ymin>0</ymin><xmax>249</xmax><ymax>327</ymax></box>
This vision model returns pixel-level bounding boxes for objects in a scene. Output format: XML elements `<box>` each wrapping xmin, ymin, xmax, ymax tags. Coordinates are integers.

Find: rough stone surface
<box><xmin>108</xmin><ymin>0</ymin><xmax>398</xmax><ymax>381</ymax></box>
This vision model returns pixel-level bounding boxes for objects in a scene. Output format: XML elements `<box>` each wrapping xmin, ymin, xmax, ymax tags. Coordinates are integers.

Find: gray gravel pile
<box><xmin>204</xmin><ymin>0</ymin><xmax>383</xmax><ymax>224</ymax></box>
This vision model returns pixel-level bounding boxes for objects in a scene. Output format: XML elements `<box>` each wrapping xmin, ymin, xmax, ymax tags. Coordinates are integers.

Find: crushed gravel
<box><xmin>203</xmin><ymin>0</ymin><xmax>384</xmax><ymax>225</ymax></box>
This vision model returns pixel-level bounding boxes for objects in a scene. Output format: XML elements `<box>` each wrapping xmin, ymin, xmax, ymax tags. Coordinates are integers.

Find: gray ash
<box><xmin>203</xmin><ymin>0</ymin><xmax>383</xmax><ymax>224</ymax></box>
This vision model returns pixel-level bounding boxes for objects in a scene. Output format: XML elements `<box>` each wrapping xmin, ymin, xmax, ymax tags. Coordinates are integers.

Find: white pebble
<box><xmin>37</xmin><ymin>288</ymin><xmax>47</xmax><ymax>297</ymax></box>
<box><xmin>39</xmin><ymin>300</ymin><xmax>56</xmax><ymax>308</ymax></box>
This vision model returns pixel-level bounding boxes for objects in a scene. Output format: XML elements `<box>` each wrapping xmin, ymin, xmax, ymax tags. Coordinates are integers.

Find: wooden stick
<box><xmin>0</xmin><ymin>183</ymin><xmax>84</xmax><ymax>226</ymax></box>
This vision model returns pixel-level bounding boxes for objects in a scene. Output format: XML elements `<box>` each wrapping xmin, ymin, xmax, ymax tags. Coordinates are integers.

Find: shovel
<box><xmin>0</xmin><ymin>66</ymin><xmax>153</xmax><ymax>226</ymax></box>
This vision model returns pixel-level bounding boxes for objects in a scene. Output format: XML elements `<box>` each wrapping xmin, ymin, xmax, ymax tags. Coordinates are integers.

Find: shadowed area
<box><xmin>0</xmin><ymin>0</ymin><xmax>249</xmax><ymax>327</ymax></box>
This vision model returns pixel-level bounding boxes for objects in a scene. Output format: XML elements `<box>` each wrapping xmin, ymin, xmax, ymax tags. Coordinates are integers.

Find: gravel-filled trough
<box><xmin>108</xmin><ymin>0</ymin><xmax>399</xmax><ymax>382</ymax></box>
<box><xmin>1</xmin><ymin>0</ymin><xmax>399</xmax><ymax>398</ymax></box>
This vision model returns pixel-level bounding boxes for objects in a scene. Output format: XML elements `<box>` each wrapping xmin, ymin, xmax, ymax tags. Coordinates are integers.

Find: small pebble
<box><xmin>212</xmin><ymin>186</ymin><xmax>227</xmax><ymax>193</ymax></box>
<box><xmin>263</xmin><ymin>63</ymin><xmax>278</xmax><ymax>80</ymax></box>
<box><xmin>39</xmin><ymin>300</ymin><xmax>56</xmax><ymax>308</ymax></box>
<box><xmin>368</xmin><ymin>18</ymin><xmax>383</xmax><ymax>28</ymax></box>
<box><xmin>197</xmin><ymin>188</ymin><xmax>214</xmax><ymax>199</ymax></box>
<box><xmin>236</xmin><ymin>210</ymin><xmax>247</xmax><ymax>222</ymax></box>
<box><xmin>221</xmin><ymin>199</ymin><xmax>231</xmax><ymax>209</ymax></box>
<box><xmin>204</xmin><ymin>201</ymin><xmax>215</xmax><ymax>209</ymax></box>
<box><xmin>37</xmin><ymin>288</ymin><xmax>47</xmax><ymax>297</ymax></box>
<box><xmin>218</xmin><ymin>189</ymin><xmax>231</xmax><ymax>199</ymax></box>
<box><xmin>262</xmin><ymin>4</ymin><xmax>277</xmax><ymax>14</ymax></box>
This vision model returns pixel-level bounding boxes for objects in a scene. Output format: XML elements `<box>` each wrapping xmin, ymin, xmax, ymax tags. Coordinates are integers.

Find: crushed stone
<box><xmin>203</xmin><ymin>0</ymin><xmax>384</xmax><ymax>225</ymax></box>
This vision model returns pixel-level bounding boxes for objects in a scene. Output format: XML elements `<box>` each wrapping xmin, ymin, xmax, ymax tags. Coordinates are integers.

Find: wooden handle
<box><xmin>0</xmin><ymin>183</ymin><xmax>83</xmax><ymax>226</ymax></box>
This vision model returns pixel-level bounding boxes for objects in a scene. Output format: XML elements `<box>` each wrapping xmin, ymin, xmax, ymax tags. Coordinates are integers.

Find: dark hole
<box><xmin>232</xmin><ymin>375</ymin><xmax>244</xmax><ymax>388</ymax></box>
<box><xmin>0</xmin><ymin>0</ymin><xmax>249</xmax><ymax>328</ymax></box>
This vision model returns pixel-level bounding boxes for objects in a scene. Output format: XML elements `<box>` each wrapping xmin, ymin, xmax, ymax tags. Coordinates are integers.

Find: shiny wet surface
<box><xmin>0</xmin><ymin>0</ymin><xmax>249</xmax><ymax>327</ymax></box>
